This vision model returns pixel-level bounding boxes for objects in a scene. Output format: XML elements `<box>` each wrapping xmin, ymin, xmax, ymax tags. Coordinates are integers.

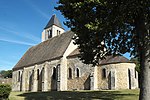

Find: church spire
<box><xmin>42</xmin><ymin>15</ymin><xmax>65</xmax><ymax>42</ymax></box>
<box><xmin>44</xmin><ymin>14</ymin><xmax>63</xmax><ymax>29</ymax></box>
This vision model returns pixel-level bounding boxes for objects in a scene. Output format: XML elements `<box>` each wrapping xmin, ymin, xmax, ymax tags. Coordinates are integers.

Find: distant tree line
<box><xmin>0</xmin><ymin>70</ymin><xmax>12</xmax><ymax>78</ymax></box>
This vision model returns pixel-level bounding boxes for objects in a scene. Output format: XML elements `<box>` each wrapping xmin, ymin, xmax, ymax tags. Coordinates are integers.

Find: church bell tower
<box><xmin>42</xmin><ymin>14</ymin><xmax>65</xmax><ymax>42</ymax></box>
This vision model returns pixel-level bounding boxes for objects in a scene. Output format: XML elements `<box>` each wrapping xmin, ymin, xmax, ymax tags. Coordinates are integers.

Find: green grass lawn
<box><xmin>9</xmin><ymin>89</ymin><xmax>139</xmax><ymax>100</ymax></box>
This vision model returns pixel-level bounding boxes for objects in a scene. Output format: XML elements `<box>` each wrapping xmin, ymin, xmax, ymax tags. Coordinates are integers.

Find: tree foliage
<box><xmin>56</xmin><ymin>0</ymin><xmax>149</xmax><ymax>65</ymax></box>
<box><xmin>0</xmin><ymin>84</ymin><xmax>11</xmax><ymax>99</ymax></box>
<box><xmin>0</xmin><ymin>70</ymin><xmax>12</xmax><ymax>78</ymax></box>
<box><xmin>56</xmin><ymin>0</ymin><xmax>150</xmax><ymax>100</ymax></box>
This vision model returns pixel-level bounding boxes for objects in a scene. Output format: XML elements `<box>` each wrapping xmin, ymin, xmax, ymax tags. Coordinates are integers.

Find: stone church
<box><xmin>12</xmin><ymin>15</ymin><xmax>138</xmax><ymax>92</ymax></box>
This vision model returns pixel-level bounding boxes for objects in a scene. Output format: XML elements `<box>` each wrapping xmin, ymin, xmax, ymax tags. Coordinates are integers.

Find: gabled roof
<box><xmin>67</xmin><ymin>49</ymin><xmax>132</xmax><ymax>65</ymax></box>
<box><xmin>44</xmin><ymin>14</ymin><xmax>63</xmax><ymax>29</ymax></box>
<box><xmin>13</xmin><ymin>31</ymin><xmax>74</xmax><ymax>71</ymax></box>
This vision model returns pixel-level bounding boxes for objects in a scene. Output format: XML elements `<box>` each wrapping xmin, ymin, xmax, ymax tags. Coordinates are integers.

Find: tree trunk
<box><xmin>136</xmin><ymin>13</ymin><xmax>150</xmax><ymax>100</ymax></box>
<box><xmin>139</xmin><ymin>41</ymin><xmax>150</xmax><ymax>100</ymax></box>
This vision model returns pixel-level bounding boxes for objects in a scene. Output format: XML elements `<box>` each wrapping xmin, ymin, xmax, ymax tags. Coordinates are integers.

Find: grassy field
<box><xmin>9</xmin><ymin>89</ymin><xmax>139</xmax><ymax>100</ymax></box>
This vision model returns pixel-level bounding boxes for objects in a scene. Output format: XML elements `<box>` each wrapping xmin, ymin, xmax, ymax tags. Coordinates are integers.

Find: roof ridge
<box><xmin>99</xmin><ymin>55</ymin><xmax>132</xmax><ymax>65</ymax></box>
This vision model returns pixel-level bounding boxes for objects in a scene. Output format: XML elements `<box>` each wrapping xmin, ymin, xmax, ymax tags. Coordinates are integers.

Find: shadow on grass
<box><xmin>18</xmin><ymin>90</ymin><xmax>138</xmax><ymax>100</ymax></box>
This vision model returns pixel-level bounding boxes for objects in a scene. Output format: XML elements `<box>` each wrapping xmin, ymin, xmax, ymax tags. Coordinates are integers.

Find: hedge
<box><xmin>0</xmin><ymin>84</ymin><xmax>11</xmax><ymax>99</ymax></box>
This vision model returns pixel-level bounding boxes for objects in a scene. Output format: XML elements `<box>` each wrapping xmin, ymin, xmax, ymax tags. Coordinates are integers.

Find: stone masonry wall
<box><xmin>0</xmin><ymin>78</ymin><xmax>12</xmax><ymax>85</ymax></box>
<box><xmin>67</xmin><ymin>58</ymin><xmax>93</xmax><ymax>90</ymax></box>
<box><xmin>12</xmin><ymin>59</ymin><xmax>61</xmax><ymax>92</ymax></box>
<box><xmin>96</xmin><ymin>66</ymin><xmax>108</xmax><ymax>90</ymax></box>
<box><xmin>12</xmin><ymin>69</ymin><xmax>23</xmax><ymax>91</ymax></box>
<box><xmin>97</xmin><ymin>63</ymin><xmax>138</xmax><ymax>90</ymax></box>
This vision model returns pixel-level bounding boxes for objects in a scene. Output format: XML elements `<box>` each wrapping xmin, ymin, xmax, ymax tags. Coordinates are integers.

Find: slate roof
<box><xmin>67</xmin><ymin>49</ymin><xmax>80</xmax><ymax>58</ymax></box>
<box><xmin>99</xmin><ymin>55</ymin><xmax>132</xmax><ymax>65</ymax></box>
<box><xmin>44</xmin><ymin>14</ymin><xmax>63</xmax><ymax>29</ymax></box>
<box><xmin>67</xmin><ymin>49</ymin><xmax>132</xmax><ymax>65</ymax></box>
<box><xmin>13</xmin><ymin>31</ymin><xmax>74</xmax><ymax>71</ymax></box>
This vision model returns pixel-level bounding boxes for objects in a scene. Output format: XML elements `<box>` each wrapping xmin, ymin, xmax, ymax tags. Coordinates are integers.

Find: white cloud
<box><xmin>0</xmin><ymin>60</ymin><xmax>14</xmax><ymax>70</ymax></box>
<box><xmin>22</xmin><ymin>32</ymin><xmax>41</xmax><ymax>43</ymax></box>
<box><xmin>0</xmin><ymin>66</ymin><xmax>12</xmax><ymax>70</ymax></box>
<box><xmin>0</xmin><ymin>26</ymin><xmax>41</xmax><ymax>43</ymax></box>
<box><xmin>0</xmin><ymin>38</ymin><xmax>36</xmax><ymax>46</ymax></box>
<box><xmin>0</xmin><ymin>26</ymin><xmax>19</xmax><ymax>34</ymax></box>
<box><xmin>23</xmin><ymin>0</ymin><xmax>49</xmax><ymax>19</ymax></box>
<box><xmin>33</xmin><ymin>6</ymin><xmax>49</xmax><ymax>19</ymax></box>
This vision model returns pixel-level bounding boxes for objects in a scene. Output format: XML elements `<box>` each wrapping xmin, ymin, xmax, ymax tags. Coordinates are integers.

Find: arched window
<box><xmin>135</xmin><ymin>69</ymin><xmax>137</xmax><ymax>78</ymax></box>
<box><xmin>76</xmin><ymin>68</ymin><xmax>80</xmax><ymax>77</ymax></box>
<box><xmin>56</xmin><ymin>64</ymin><xmax>60</xmax><ymax>80</ymax></box>
<box><xmin>57</xmin><ymin>30</ymin><xmax>59</xmax><ymax>35</ymax></box>
<box><xmin>102</xmin><ymin>68</ymin><xmax>106</xmax><ymax>78</ymax></box>
<box><xmin>48</xmin><ymin>30</ymin><xmax>52</xmax><ymax>38</ymax></box>
<box><xmin>128</xmin><ymin>69</ymin><xmax>131</xmax><ymax>89</ymax></box>
<box><xmin>18</xmin><ymin>71</ymin><xmax>20</xmax><ymax>82</ymax></box>
<box><xmin>32</xmin><ymin>70</ymin><xmax>34</xmax><ymax>74</ymax></box>
<box><xmin>37</xmin><ymin>69</ymin><xmax>39</xmax><ymax>80</ymax></box>
<box><xmin>68</xmin><ymin>68</ymin><xmax>72</xmax><ymax>78</ymax></box>
<box><xmin>41</xmin><ymin>68</ymin><xmax>45</xmax><ymax>82</ymax></box>
<box><xmin>57</xmin><ymin>30</ymin><xmax>61</xmax><ymax>35</ymax></box>
<box><xmin>52</xmin><ymin>67</ymin><xmax>56</xmax><ymax>80</ymax></box>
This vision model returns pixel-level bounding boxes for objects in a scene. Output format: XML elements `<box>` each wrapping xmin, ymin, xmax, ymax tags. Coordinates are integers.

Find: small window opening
<box><xmin>102</xmin><ymin>68</ymin><xmax>106</xmax><ymax>78</ymax></box>
<box><xmin>48</xmin><ymin>30</ymin><xmax>52</xmax><ymax>38</ymax></box>
<box><xmin>18</xmin><ymin>71</ymin><xmax>20</xmax><ymax>82</ymax></box>
<box><xmin>76</xmin><ymin>68</ymin><xmax>80</xmax><ymax>77</ymax></box>
<box><xmin>37</xmin><ymin>69</ymin><xmax>39</xmax><ymax>80</ymax></box>
<box><xmin>68</xmin><ymin>68</ymin><xmax>72</xmax><ymax>78</ymax></box>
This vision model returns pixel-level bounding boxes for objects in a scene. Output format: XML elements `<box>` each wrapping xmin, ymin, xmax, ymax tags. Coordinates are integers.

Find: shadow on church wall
<box><xmin>38</xmin><ymin>70</ymin><xmax>42</xmax><ymax>91</ymax></box>
<box><xmin>20</xmin><ymin>73</ymin><xmax>23</xmax><ymax>91</ymax></box>
<box><xmin>51</xmin><ymin>67</ymin><xmax>57</xmax><ymax>91</ymax></box>
<box><xmin>84</xmin><ymin>76</ymin><xmax>90</xmax><ymax>90</ymax></box>
<box><xmin>29</xmin><ymin>72</ymin><xmax>33</xmax><ymax>91</ymax></box>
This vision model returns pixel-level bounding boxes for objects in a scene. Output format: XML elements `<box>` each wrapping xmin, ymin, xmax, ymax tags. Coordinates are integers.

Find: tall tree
<box><xmin>56</xmin><ymin>0</ymin><xmax>150</xmax><ymax>100</ymax></box>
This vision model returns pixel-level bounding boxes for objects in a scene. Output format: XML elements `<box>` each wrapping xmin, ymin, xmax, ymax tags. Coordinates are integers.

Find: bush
<box><xmin>0</xmin><ymin>84</ymin><xmax>11</xmax><ymax>99</ymax></box>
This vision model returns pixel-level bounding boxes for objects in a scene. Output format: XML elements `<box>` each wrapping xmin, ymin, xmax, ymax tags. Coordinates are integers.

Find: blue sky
<box><xmin>0</xmin><ymin>0</ymin><xmax>69</xmax><ymax>70</ymax></box>
<box><xmin>0</xmin><ymin>0</ymin><xmax>130</xmax><ymax>71</ymax></box>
